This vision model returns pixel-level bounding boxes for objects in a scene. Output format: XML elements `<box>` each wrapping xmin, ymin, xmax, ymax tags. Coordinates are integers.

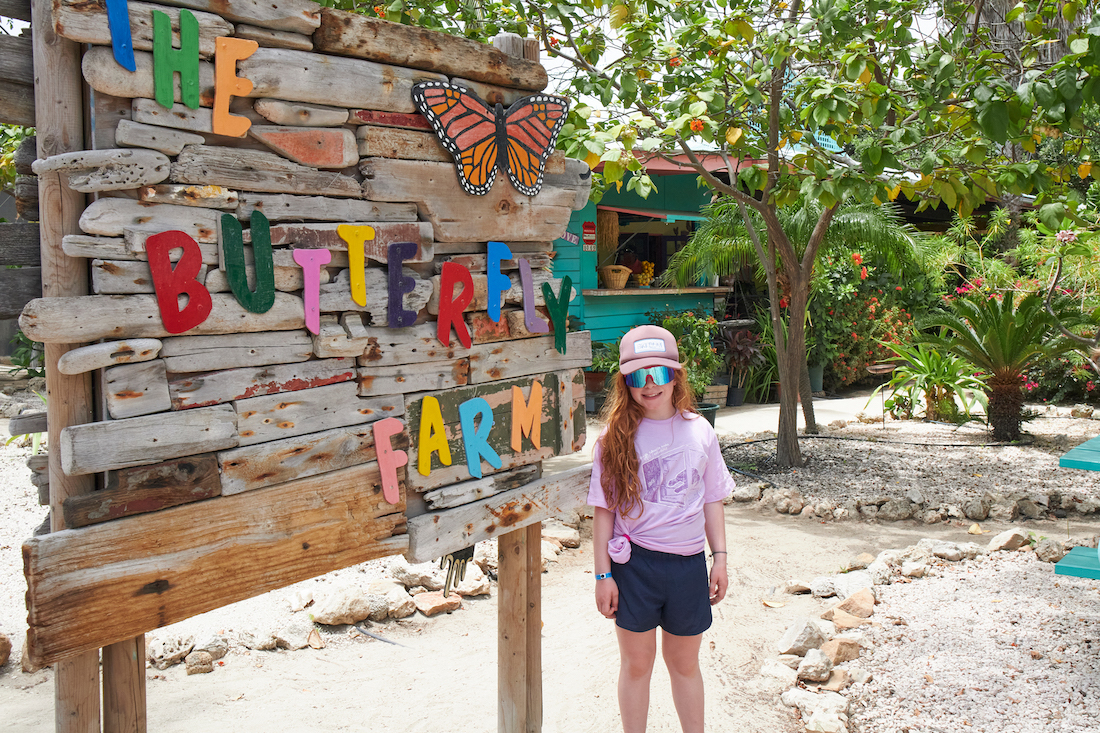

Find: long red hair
<box><xmin>596</xmin><ymin>368</ymin><xmax>697</xmax><ymax>518</ymax></box>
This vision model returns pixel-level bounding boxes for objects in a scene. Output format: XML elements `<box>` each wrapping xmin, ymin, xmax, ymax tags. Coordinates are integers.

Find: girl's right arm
<box><xmin>592</xmin><ymin>506</ymin><xmax>618</xmax><ymax>619</ymax></box>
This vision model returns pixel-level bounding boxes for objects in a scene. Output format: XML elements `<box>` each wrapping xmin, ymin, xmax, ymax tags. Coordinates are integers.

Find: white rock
<box><xmin>901</xmin><ymin>561</ymin><xmax>927</xmax><ymax>578</ymax></box>
<box><xmin>311</xmin><ymin>583</ymin><xmax>385</xmax><ymax>625</ymax></box>
<box><xmin>805</xmin><ymin>711</ymin><xmax>849</xmax><ymax>732</ymax></box>
<box><xmin>287</xmin><ymin>588</ymin><xmax>314</xmax><ymax>612</ymax></box>
<box><xmin>542</xmin><ymin>539</ymin><xmax>562</xmax><ymax>561</ymax></box>
<box><xmin>541</xmin><ymin>519</ymin><xmax>581</xmax><ymax>548</ymax></box>
<box><xmin>865</xmin><ymin>560</ymin><xmax>893</xmax><ymax>585</ymax></box>
<box><xmin>146</xmin><ymin>635</ymin><xmax>194</xmax><ymax>670</ymax></box>
<box><xmin>192</xmin><ymin>633</ymin><xmax>228</xmax><ymax>661</ymax></box>
<box><xmin>832</xmin><ymin>570</ymin><xmax>873</xmax><ymax>600</ymax></box>
<box><xmin>917</xmin><ymin>538</ymin><xmax>963</xmax><ymax>561</ymax></box>
<box><xmin>275</xmin><ymin>618</ymin><xmax>314</xmax><ymax>651</ymax></box>
<box><xmin>988</xmin><ymin>528</ymin><xmax>1029</xmax><ymax>553</ymax></box>
<box><xmin>849</xmin><ymin>667</ymin><xmax>872</xmax><ymax>684</ymax></box>
<box><xmin>759</xmin><ymin>658</ymin><xmax>798</xmax><ymax>685</ymax></box>
<box><xmin>239</xmin><ymin>629</ymin><xmax>277</xmax><ymax>651</ymax></box>
<box><xmin>816</xmin><ymin>619</ymin><xmax>836</xmax><ymax>638</ymax></box>
<box><xmin>474</xmin><ymin>542</ymin><xmax>498</xmax><ymax>573</ymax></box>
<box><xmin>388</xmin><ymin>556</ymin><xmax>446</xmax><ymax>590</ymax></box>
<box><xmin>454</xmin><ymin>562</ymin><xmax>491</xmax><ymax>597</ymax></box>
<box><xmin>780</xmin><ymin>688</ymin><xmax>849</xmax><ymax>717</ymax></box>
<box><xmin>777</xmin><ymin>618</ymin><xmax>826</xmax><ymax>656</ymax></box>
<box><xmin>797</xmin><ymin>649</ymin><xmax>833</xmax><ymax>682</ymax></box>
<box><xmin>810</xmin><ymin>577</ymin><xmax>836</xmax><ymax>598</ymax></box>
<box><xmin>383</xmin><ymin>585</ymin><xmax>417</xmax><ymax>619</ymax></box>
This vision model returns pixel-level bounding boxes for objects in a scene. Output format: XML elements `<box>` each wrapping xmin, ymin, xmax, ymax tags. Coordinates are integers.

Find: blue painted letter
<box><xmin>486</xmin><ymin>241</ymin><xmax>512</xmax><ymax>322</ymax></box>
<box><xmin>106</xmin><ymin>0</ymin><xmax>136</xmax><ymax>72</ymax></box>
<box><xmin>458</xmin><ymin>397</ymin><xmax>502</xmax><ymax>479</ymax></box>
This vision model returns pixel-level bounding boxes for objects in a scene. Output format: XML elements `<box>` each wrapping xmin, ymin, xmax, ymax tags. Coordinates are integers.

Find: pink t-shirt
<box><xmin>587</xmin><ymin>411</ymin><xmax>735</xmax><ymax>556</ymax></box>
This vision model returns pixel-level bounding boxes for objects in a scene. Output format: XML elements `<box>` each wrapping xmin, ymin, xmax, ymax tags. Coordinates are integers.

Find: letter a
<box><xmin>146</xmin><ymin>230</ymin><xmax>213</xmax><ymax>334</ymax></box>
<box><xmin>417</xmin><ymin>396</ymin><xmax>452</xmax><ymax>476</ymax></box>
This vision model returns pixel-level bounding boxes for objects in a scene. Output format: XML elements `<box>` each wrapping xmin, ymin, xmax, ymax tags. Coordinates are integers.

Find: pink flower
<box><xmin>1057</xmin><ymin>230</ymin><xmax>1078</xmax><ymax>244</ymax></box>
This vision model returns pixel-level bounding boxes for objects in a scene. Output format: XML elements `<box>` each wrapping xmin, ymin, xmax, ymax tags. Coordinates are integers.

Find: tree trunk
<box><xmin>987</xmin><ymin>378</ymin><xmax>1023</xmax><ymax>441</ymax></box>
<box><xmin>775</xmin><ymin>266</ymin><xmax>809</xmax><ymax>467</ymax></box>
<box><xmin>799</xmin><ymin>357</ymin><xmax>817</xmax><ymax>433</ymax></box>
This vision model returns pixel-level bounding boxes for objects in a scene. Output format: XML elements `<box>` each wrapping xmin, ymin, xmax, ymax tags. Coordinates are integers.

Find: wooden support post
<box><xmin>32</xmin><ymin>0</ymin><xmax>144</xmax><ymax>729</ymax></box>
<box><xmin>498</xmin><ymin>522</ymin><xmax>543</xmax><ymax>733</ymax></box>
<box><xmin>102</xmin><ymin>636</ymin><xmax>146</xmax><ymax>733</ymax></box>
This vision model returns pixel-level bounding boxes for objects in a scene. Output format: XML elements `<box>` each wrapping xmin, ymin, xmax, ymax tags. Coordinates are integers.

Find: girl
<box><xmin>589</xmin><ymin>324</ymin><xmax>733</xmax><ymax>733</ymax></box>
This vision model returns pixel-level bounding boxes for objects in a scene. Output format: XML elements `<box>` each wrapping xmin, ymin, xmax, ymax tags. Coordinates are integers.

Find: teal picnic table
<box><xmin>1056</xmin><ymin>435</ymin><xmax>1100</xmax><ymax>579</ymax></box>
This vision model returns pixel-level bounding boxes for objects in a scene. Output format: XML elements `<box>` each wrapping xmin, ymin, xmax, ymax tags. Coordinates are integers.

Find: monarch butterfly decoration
<box><xmin>411</xmin><ymin>81</ymin><xmax>570</xmax><ymax>197</ymax></box>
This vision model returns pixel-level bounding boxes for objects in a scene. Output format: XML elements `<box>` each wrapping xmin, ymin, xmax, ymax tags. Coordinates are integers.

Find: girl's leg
<box><xmin>616</xmin><ymin>626</ymin><xmax>657</xmax><ymax>733</ymax></box>
<box><xmin>661</xmin><ymin>630</ymin><xmax>704</xmax><ymax>733</ymax></box>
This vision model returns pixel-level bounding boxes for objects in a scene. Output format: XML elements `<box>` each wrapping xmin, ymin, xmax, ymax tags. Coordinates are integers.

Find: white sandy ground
<box><xmin>2</xmin><ymin>409</ymin><xmax>1100</xmax><ymax>732</ymax></box>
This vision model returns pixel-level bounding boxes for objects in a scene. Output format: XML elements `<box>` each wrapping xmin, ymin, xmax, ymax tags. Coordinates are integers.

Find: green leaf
<box><xmin>609</xmin><ymin>3</ymin><xmax>629</xmax><ymax>28</ymax></box>
<box><xmin>688</xmin><ymin>101</ymin><xmax>708</xmax><ymax>116</ymax></box>
<box><xmin>1038</xmin><ymin>202</ymin><xmax>1065</xmax><ymax>231</ymax></box>
<box><xmin>977</xmin><ymin>101</ymin><xmax>1011</xmax><ymax>144</ymax></box>
<box><xmin>1006</xmin><ymin>3</ymin><xmax>1026</xmax><ymax>22</ymax></box>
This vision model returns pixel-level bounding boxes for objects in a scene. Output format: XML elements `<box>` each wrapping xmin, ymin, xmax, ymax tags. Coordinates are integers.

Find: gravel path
<box><xmin>849</xmin><ymin>550</ymin><xmax>1100</xmax><ymax>733</ymax></box>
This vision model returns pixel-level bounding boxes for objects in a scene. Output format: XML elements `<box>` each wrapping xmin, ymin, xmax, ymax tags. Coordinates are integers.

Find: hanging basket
<box><xmin>599</xmin><ymin>265</ymin><xmax>632</xmax><ymax>290</ymax></box>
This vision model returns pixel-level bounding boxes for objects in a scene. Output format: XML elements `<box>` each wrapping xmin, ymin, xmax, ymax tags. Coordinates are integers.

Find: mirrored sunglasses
<box><xmin>623</xmin><ymin>366</ymin><xmax>674</xmax><ymax>389</ymax></box>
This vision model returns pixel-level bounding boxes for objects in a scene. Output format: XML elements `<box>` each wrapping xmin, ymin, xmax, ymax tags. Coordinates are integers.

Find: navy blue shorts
<box><xmin>612</xmin><ymin>543</ymin><xmax>712</xmax><ymax>636</ymax></box>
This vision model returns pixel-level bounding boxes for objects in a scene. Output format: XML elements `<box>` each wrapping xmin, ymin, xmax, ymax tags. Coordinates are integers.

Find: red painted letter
<box><xmin>146</xmin><ymin>230</ymin><xmax>212</xmax><ymax>334</ymax></box>
<box><xmin>437</xmin><ymin>262</ymin><xmax>473</xmax><ymax>348</ymax></box>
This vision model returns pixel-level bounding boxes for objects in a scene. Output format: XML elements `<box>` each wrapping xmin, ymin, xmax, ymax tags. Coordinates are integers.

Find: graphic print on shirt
<box><xmin>640</xmin><ymin>448</ymin><xmax>703</xmax><ymax>508</ymax></box>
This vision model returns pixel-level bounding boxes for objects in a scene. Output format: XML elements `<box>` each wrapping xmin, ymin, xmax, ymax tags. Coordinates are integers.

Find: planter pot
<box><xmin>808</xmin><ymin>364</ymin><xmax>824</xmax><ymax>393</ymax></box>
<box><xmin>696</xmin><ymin>402</ymin><xmax>720</xmax><ymax>427</ymax></box>
<box><xmin>726</xmin><ymin>386</ymin><xmax>746</xmax><ymax>407</ymax></box>
<box><xmin>584</xmin><ymin>371</ymin><xmax>609</xmax><ymax>394</ymax></box>
<box><xmin>703</xmin><ymin>384</ymin><xmax>728</xmax><ymax>404</ymax></box>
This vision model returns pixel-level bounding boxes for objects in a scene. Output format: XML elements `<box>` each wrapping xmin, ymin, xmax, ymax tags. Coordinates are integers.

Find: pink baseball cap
<box><xmin>619</xmin><ymin>325</ymin><xmax>683</xmax><ymax>374</ymax></box>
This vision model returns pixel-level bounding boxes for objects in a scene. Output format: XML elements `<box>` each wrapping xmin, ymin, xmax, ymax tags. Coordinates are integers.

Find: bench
<box><xmin>1056</xmin><ymin>435</ymin><xmax>1100</xmax><ymax>578</ymax></box>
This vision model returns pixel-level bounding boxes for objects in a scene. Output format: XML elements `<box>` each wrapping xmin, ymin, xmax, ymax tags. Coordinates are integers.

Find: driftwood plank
<box><xmin>148</xmin><ymin>0</ymin><xmax>320</xmax><ymax>34</ymax></box>
<box><xmin>115</xmin><ymin>120</ymin><xmax>205</xmax><ymax>157</ymax></box>
<box><xmin>313</xmin><ymin>8</ymin><xmax>547</xmax><ymax>92</ymax></box>
<box><xmin>0</xmin><ymin>265</ymin><xmax>41</xmax><ymax>319</ymax></box>
<box><xmin>235</xmin><ymin>193</ymin><xmax>415</xmax><ymax>222</ymax></box>
<box><xmin>319</xmin><ymin>268</ymin><xmax>433</xmax><ymax>319</ymax></box>
<box><xmin>0</xmin><ymin>32</ymin><xmax>33</xmax><ymax>86</ymax></box>
<box><xmin>83</xmin><ymin>47</ymin><xmax>216</xmax><ymax>107</ymax></box>
<box><xmin>104</xmin><ymin>360</ymin><xmax>172</xmax><ymax>419</ymax></box>
<box><xmin>0</xmin><ymin>221</ymin><xmax>41</xmax><ymax>266</ymax></box>
<box><xmin>234</xmin><ymin>24</ymin><xmax>313</xmax><ymax>51</ymax></box>
<box><xmin>8</xmin><ymin>409</ymin><xmax>47</xmax><ymax>437</ymax></box>
<box><xmin>450</xmin><ymin>76</ymin><xmax>525</xmax><ymax>107</ymax></box>
<box><xmin>360</xmin><ymin>158</ymin><xmax>578</xmax><ymax>242</ymax></box>
<box><xmin>433</xmin><ymin>253</ymin><xmax>551</xmax><ymax>275</ymax></box>
<box><xmin>138</xmin><ymin>183</ymin><xmax>238</xmax><ymax>208</ymax></box>
<box><xmin>249</xmin><ymin>125</ymin><xmax>357</xmax><ymax>169</ymax></box>
<box><xmin>160</xmin><ymin>330</ymin><xmax>313</xmax><ymax>372</ymax></box>
<box><xmin>357</xmin><ymin>359</ymin><xmax>469</xmax><ymax>396</ymax></box>
<box><xmin>131</xmin><ymin>98</ymin><xmax>215</xmax><ymax>134</ymax></box>
<box><xmin>19</xmin><ymin>292</ymin><xmax>306</xmax><ymax>343</ymax></box>
<box><xmin>355</xmin><ymin>125</ymin><xmax>448</xmax><ymax>163</ymax></box>
<box><xmin>234</xmin><ymin>381</ymin><xmax>403</xmax><ymax>446</ymax></box>
<box><xmin>216</xmin><ymin>423</ymin><xmax>408</xmax><ymax>495</ymax></box>
<box><xmin>172</xmin><ymin>145</ymin><xmax>362</xmax><ymax>198</ymax></box>
<box><xmin>63</xmin><ymin>454</ymin><xmax>222</xmax><ymax>529</ymax></box>
<box><xmin>422</xmin><ymin>463</ymin><xmax>541</xmax><ymax>510</ymax></box>
<box><xmin>62</xmin><ymin>234</ymin><xmax>214</xmax><ymax>262</ymax></box>
<box><xmin>60</xmin><ymin>404</ymin><xmax>238</xmax><ymax>475</ymax></box>
<box><xmin>57</xmin><ymin>339</ymin><xmax>163</xmax><ymax>375</ymax></box>
<box><xmin>23</xmin><ymin>462</ymin><xmax>406</xmax><ymax>667</ymax></box>
<box><xmin>0</xmin><ymin>0</ymin><xmax>32</xmax><ymax>22</ymax></box>
<box><xmin>467</xmin><ymin>332</ymin><xmax>592</xmax><ymax>384</ymax></box>
<box><xmin>404</xmin><ymin>373</ymin><xmax>560</xmax><ymax>491</ymax></box>
<box><xmin>353</xmin><ymin>321</ymin><xmax>474</xmax><ymax>365</ymax></box>
<box><xmin>270</xmin><ymin>222</ymin><xmax>433</xmax><ymax>262</ymax></box>
<box><xmin>32</xmin><ymin>148</ymin><xmax>171</xmax><ymax>193</ymax></box>
<box><xmin>204</xmin><ymin>265</ymin><xmax>316</xmax><ymax>294</ymax></box>
<box><xmin>348</xmin><ymin>109</ymin><xmax>431</xmax><ymax>130</ymax></box>
<box><xmin>92</xmin><ymin>258</ymin><xmax>185</xmax><ymax>294</ymax></box>
<box><xmin>168</xmin><ymin>356</ymin><xmax>356</xmax><ymax>409</ymax></box>
<box><xmin>406</xmin><ymin>465</ymin><xmax>590</xmax><ymax>562</ymax></box>
<box><xmin>0</xmin><ymin>79</ymin><xmax>34</xmax><ymax>127</ymax></box>
<box><xmin>253</xmin><ymin>99</ymin><xmax>347</xmax><ymax>127</ymax></box>
<box><xmin>80</xmin><ymin>197</ymin><xmax>220</xmax><ymax>241</ymax></box>
<box><xmin>238</xmin><ymin>47</ymin><xmax>447</xmax><ymax>113</ymax></box>
<box><xmin>54</xmin><ymin>1</ymin><xmax>233</xmax><ymax>59</ymax></box>
<box><xmin>92</xmin><ymin>90</ymin><xmax>132</xmax><ymax>151</ymax></box>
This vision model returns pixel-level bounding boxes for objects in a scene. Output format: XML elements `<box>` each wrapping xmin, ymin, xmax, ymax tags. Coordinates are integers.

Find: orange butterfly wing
<box><xmin>503</xmin><ymin>95</ymin><xmax>570</xmax><ymax>196</ymax></box>
<box><xmin>412</xmin><ymin>82</ymin><xmax>499</xmax><ymax>195</ymax></box>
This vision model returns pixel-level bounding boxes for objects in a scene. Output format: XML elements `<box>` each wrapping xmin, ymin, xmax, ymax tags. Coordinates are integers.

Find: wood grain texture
<box><xmin>57</xmin><ymin>339</ymin><xmax>163</xmax><ymax>375</ymax></box>
<box><xmin>60</xmin><ymin>404</ymin><xmax>238</xmax><ymax>475</ymax></box>
<box><xmin>423</xmin><ymin>463</ymin><xmax>541</xmax><ymax>510</ymax></box>
<box><xmin>8</xmin><ymin>409</ymin><xmax>47</xmax><ymax>437</ymax></box>
<box><xmin>355</xmin><ymin>125</ymin><xmax>448</xmax><ymax>162</ymax></box>
<box><xmin>138</xmin><ymin>183</ymin><xmax>238</xmax><ymax>208</ymax></box>
<box><xmin>498</xmin><ymin>526</ymin><xmax>528</xmax><ymax>733</ymax></box>
<box><xmin>63</xmin><ymin>453</ymin><xmax>222</xmax><ymax>528</ymax></box>
<box><xmin>0</xmin><ymin>79</ymin><xmax>34</xmax><ymax>126</ymax></box>
<box><xmin>168</xmin><ymin>356</ymin><xmax>356</xmax><ymax>409</ymax></box>
<box><xmin>0</xmin><ymin>266</ymin><xmax>41</xmax><ymax>319</ymax></box>
<box><xmin>80</xmin><ymin>196</ymin><xmax>220</xmax><ymax>241</ymax></box>
<box><xmin>406</xmin><ymin>465</ymin><xmax>590</xmax><ymax>562</ymax></box>
<box><xmin>141</xmin><ymin>0</ymin><xmax>321</xmax><ymax>34</ymax></box>
<box><xmin>269</xmin><ymin>222</ymin><xmax>433</xmax><ymax>262</ymax></box>
<box><xmin>0</xmin><ymin>32</ymin><xmax>33</xmax><ymax>86</ymax></box>
<box><xmin>234</xmin><ymin>24</ymin><xmax>313</xmax><ymax>51</ymax></box>
<box><xmin>104</xmin><ymin>359</ymin><xmax>172</xmax><ymax>419</ymax></box>
<box><xmin>0</xmin><ymin>221</ymin><xmax>41</xmax><ymax>266</ymax></box>
<box><xmin>313</xmin><ymin>8</ymin><xmax>547</xmax><ymax>92</ymax></box>
<box><xmin>160</xmin><ymin>330</ymin><xmax>313</xmax><ymax>372</ymax></box>
<box><xmin>116</xmin><ymin>120</ymin><xmax>206</xmax><ymax>156</ymax></box>
<box><xmin>235</xmin><ymin>193</ymin><xmax>415</xmax><ymax>222</ymax></box>
<box><xmin>356</xmin><ymin>359</ymin><xmax>468</xmax><ymax>396</ymax></box>
<box><xmin>235</xmin><ymin>381</ymin><xmax>402</xmax><ymax>446</ymax></box>
<box><xmin>171</xmin><ymin>144</ymin><xmax>362</xmax><ymax>198</ymax></box>
<box><xmin>253</xmin><ymin>98</ymin><xmax>347</xmax><ymax>127</ymax></box>
<box><xmin>249</xmin><ymin>125</ymin><xmax>357</xmax><ymax>169</ymax></box>
<box><xmin>467</xmin><ymin>332</ymin><xmax>592</xmax><ymax>384</ymax></box>
<box><xmin>24</xmin><ymin>462</ymin><xmax>407</xmax><ymax>667</ymax></box>
<box><xmin>20</xmin><ymin>293</ymin><xmax>306</xmax><ymax>343</ymax></box>
<box><xmin>83</xmin><ymin>47</ymin><xmax>216</xmax><ymax>107</ymax></box>
<box><xmin>53</xmin><ymin>1</ymin><xmax>233</xmax><ymax>59</ymax></box>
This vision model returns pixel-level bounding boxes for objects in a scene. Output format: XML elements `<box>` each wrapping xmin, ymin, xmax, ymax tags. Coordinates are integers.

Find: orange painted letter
<box><xmin>510</xmin><ymin>381</ymin><xmax>543</xmax><ymax>452</ymax></box>
<box><xmin>213</xmin><ymin>37</ymin><xmax>258</xmax><ymax>137</ymax></box>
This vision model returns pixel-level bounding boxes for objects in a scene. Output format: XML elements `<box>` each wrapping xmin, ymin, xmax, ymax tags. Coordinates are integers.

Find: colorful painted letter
<box><xmin>146</xmin><ymin>230</ymin><xmax>213</xmax><ymax>334</ymax></box>
<box><xmin>213</xmin><ymin>37</ymin><xmax>259</xmax><ymax>137</ymax></box>
<box><xmin>437</xmin><ymin>262</ymin><xmax>473</xmax><ymax>349</ymax></box>
<box><xmin>105</xmin><ymin>0</ymin><xmax>136</xmax><ymax>72</ymax></box>
<box><xmin>152</xmin><ymin>9</ymin><xmax>200</xmax><ymax>109</ymax></box>
<box><xmin>458</xmin><ymin>397</ymin><xmax>502</xmax><ymax>480</ymax></box>
<box><xmin>417</xmin><ymin>396</ymin><xmax>451</xmax><ymax>476</ymax></box>
<box><xmin>372</xmin><ymin>417</ymin><xmax>408</xmax><ymax>505</ymax></box>
<box><xmin>337</xmin><ymin>225</ymin><xmax>376</xmax><ymax>307</ymax></box>
<box><xmin>221</xmin><ymin>212</ymin><xmax>275</xmax><ymax>313</ymax></box>
<box><xmin>541</xmin><ymin>275</ymin><xmax>573</xmax><ymax>354</ymax></box>
<box><xmin>510</xmin><ymin>381</ymin><xmax>543</xmax><ymax>453</ymax></box>
<box><xmin>486</xmin><ymin>241</ymin><xmax>512</xmax><ymax>322</ymax></box>
<box><xmin>292</xmin><ymin>248</ymin><xmax>331</xmax><ymax>335</ymax></box>
<box><xmin>518</xmin><ymin>259</ymin><xmax>550</xmax><ymax>334</ymax></box>
<box><xmin>387</xmin><ymin>242</ymin><xmax>418</xmax><ymax>328</ymax></box>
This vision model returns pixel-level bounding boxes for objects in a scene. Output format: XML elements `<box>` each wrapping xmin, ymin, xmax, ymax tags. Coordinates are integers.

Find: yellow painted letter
<box><xmin>418</xmin><ymin>395</ymin><xmax>452</xmax><ymax>476</ymax></box>
<box><xmin>337</xmin><ymin>225</ymin><xmax>376</xmax><ymax>307</ymax></box>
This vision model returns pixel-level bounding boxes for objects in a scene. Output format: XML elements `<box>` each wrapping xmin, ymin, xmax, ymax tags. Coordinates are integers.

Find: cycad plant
<box><xmin>921</xmin><ymin>291</ymin><xmax>1075</xmax><ymax>441</ymax></box>
<box><xmin>870</xmin><ymin>342</ymin><xmax>987</xmax><ymax>422</ymax></box>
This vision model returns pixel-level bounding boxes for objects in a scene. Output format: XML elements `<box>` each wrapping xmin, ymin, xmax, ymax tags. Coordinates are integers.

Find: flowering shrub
<box><xmin>1024</xmin><ymin>352</ymin><xmax>1100</xmax><ymax>404</ymax></box>
<box><xmin>827</xmin><ymin>296</ymin><xmax>914</xmax><ymax>388</ymax></box>
<box><xmin>647</xmin><ymin>309</ymin><xmax>721</xmax><ymax>398</ymax></box>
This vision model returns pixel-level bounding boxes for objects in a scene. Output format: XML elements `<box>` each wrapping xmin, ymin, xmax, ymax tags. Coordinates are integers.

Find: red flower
<box><xmin>896</xmin><ymin>286</ymin><xmax>903</xmax><ymax>291</ymax></box>
<box><xmin>860</xmin><ymin>266</ymin><xmax>868</xmax><ymax>280</ymax></box>
<box><xmin>374</xmin><ymin>5</ymin><xmax>385</xmax><ymax>16</ymax></box>
<box><xmin>669</xmin><ymin>57</ymin><xmax>682</xmax><ymax>67</ymax></box>
<box><xmin>549</xmin><ymin>37</ymin><xmax>559</xmax><ymax>47</ymax></box>
<box><xmin>852</xmin><ymin>253</ymin><xmax>863</xmax><ymax>265</ymax></box>
<box><xmin>690</xmin><ymin>119</ymin><xmax>704</xmax><ymax>133</ymax></box>
<box><xmin>779</xmin><ymin>297</ymin><xmax>789</xmax><ymax>308</ymax></box>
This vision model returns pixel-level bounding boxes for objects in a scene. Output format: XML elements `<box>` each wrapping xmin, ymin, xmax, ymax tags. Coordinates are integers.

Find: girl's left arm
<box><xmin>703</xmin><ymin>500</ymin><xmax>728</xmax><ymax>605</ymax></box>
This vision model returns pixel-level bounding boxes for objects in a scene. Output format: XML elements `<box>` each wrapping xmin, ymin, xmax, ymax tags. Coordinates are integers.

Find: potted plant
<box><xmin>585</xmin><ymin>341</ymin><xmax>619</xmax><ymax>394</ymax></box>
<box><xmin>653</xmin><ymin>311</ymin><xmax>723</xmax><ymax>424</ymax></box>
<box><xmin>721</xmin><ymin>328</ymin><xmax>765</xmax><ymax>406</ymax></box>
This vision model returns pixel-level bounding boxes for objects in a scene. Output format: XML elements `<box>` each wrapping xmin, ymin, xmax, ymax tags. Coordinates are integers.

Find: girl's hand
<box><xmin>709</xmin><ymin>558</ymin><xmax>728</xmax><ymax>606</ymax></box>
<box><xmin>596</xmin><ymin>578</ymin><xmax>619</xmax><ymax>619</ymax></box>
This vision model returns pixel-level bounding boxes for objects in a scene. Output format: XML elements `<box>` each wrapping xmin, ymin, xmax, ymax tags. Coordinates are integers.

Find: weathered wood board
<box><xmin>406</xmin><ymin>465</ymin><xmax>590</xmax><ymax>562</ymax></box>
<box><xmin>24</xmin><ymin>462</ymin><xmax>407</xmax><ymax>667</ymax></box>
<box><xmin>235</xmin><ymin>381</ymin><xmax>402</xmax><ymax>446</ymax></box>
<box><xmin>0</xmin><ymin>266</ymin><xmax>42</xmax><ymax>320</ymax></box>
<box><xmin>269</xmin><ymin>222</ymin><xmax>434</xmax><ymax>262</ymax></box>
<box><xmin>235</xmin><ymin>194</ymin><xmax>416</xmax><ymax>222</ymax></box>
<box><xmin>62</xmin><ymin>454</ymin><xmax>222</xmax><ymax>529</ymax></box>
<box><xmin>80</xmin><ymin>197</ymin><xmax>220</xmax><ymax>241</ymax></box>
<box><xmin>168</xmin><ymin>356</ymin><xmax>356</xmax><ymax>409</ymax></box>
<box><xmin>20</xmin><ymin>293</ymin><xmax>306</xmax><ymax>343</ymax></box>
<box><xmin>104</xmin><ymin>360</ymin><xmax>173</xmax><ymax>419</ymax></box>
<box><xmin>57</xmin><ymin>339</ymin><xmax>163</xmax><ymax>375</ymax></box>
<box><xmin>54</xmin><ymin>1</ymin><xmax>233</xmax><ymax>59</ymax></box>
<box><xmin>467</xmin><ymin>332</ymin><xmax>592</xmax><ymax>384</ymax></box>
<box><xmin>138</xmin><ymin>183</ymin><xmax>239</xmax><ymax>209</ymax></box>
<box><xmin>234</xmin><ymin>24</ymin><xmax>313</xmax><ymax>51</ymax></box>
<box><xmin>357</xmin><ymin>359</ymin><xmax>469</xmax><ymax>396</ymax></box>
<box><xmin>83</xmin><ymin>47</ymin><xmax>216</xmax><ymax>107</ymax></box>
<box><xmin>254</xmin><ymin>99</ymin><xmax>347</xmax><ymax>127</ymax></box>
<box><xmin>116</xmin><ymin>121</ymin><xmax>206</xmax><ymax>157</ymax></box>
<box><xmin>159</xmin><ymin>331</ymin><xmax>314</xmax><ymax>372</ymax></box>
<box><xmin>171</xmin><ymin>145</ymin><xmax>362</xmax><ymax>197</ymax></box>
<box><xmin>8</xmin><ymin>409</ymin><xmax>47</xmax><ymax>437</ymax></box>
<box><xmin>423</xmin><ymin>463</ymin><xmax>541</xmax><ymax>510</ymax></box>
<box><xmin>60</xmin><ymin>404</ymin><xmax>238</xmax><ymax>475</ymax></box>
